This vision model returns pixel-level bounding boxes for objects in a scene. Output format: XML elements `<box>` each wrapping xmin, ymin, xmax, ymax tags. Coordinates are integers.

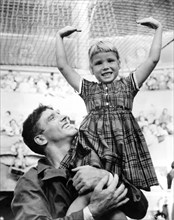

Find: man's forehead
<box><xmin>42</xmin><ymin>108</ymin><xmax>60</xmax><ymax>117</ymax></box>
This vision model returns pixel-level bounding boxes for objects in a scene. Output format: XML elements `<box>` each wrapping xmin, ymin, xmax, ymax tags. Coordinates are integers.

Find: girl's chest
<box><xmin>88</xmin><ymin>84</ymin><xmax>131</xmax><ymax>101</ymax></box>
<box><xmin>85</xmin><ymin>84</ymin><xmax>133</xmax><ymax>109</ymax></box>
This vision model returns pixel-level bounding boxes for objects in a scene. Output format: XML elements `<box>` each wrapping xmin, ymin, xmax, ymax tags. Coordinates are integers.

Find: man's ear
<box><xmin>34</xmin><ymin>134</ymin><xmax>47</xmax><ymax>146</ymax></box>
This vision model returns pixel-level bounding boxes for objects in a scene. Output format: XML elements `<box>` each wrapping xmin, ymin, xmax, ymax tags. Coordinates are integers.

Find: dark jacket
<box><xmin>11</xmin><ymin>158</ymin><xmax>81</xmax><ymax>220</ymax></box>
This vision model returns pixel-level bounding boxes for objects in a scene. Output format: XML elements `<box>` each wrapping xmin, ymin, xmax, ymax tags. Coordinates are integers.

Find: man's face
<box><xmin>37</xmin><ymin>109</ymin><xmax>78</xmax><ymax>143</ymax></box>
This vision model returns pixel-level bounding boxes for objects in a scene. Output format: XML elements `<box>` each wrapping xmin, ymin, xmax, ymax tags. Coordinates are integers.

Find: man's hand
<box><xmin>88</xmin><ymin>174</ymin><xmax>129</xmax><ymax>219</ymax></box>
<box><xmin>58</xmin><ymin>26</ymin><xmax>81</xmax><ymax>38</ymax></box>
<box><xmin>136</xmin><ymin>17</ymin><xmax>162</xmax><ymax>29</ymax></box>
<box><xmin>72</xmin><ymin>165</ymin><xmax>110</xmax><ymax>194</ymax></box>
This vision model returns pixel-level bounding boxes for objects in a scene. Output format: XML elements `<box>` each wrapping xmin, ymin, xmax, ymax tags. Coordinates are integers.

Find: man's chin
<box><xmin>71</xmin><ymin>127</ymin><xmax>78</xmax><ymax>135</ymax></box>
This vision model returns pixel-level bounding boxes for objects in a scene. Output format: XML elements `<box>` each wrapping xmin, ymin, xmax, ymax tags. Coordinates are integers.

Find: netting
<box><xmin>0</xmin><ymin>0</ymin><xmax>174</xmax><ymax>69</ymax></box>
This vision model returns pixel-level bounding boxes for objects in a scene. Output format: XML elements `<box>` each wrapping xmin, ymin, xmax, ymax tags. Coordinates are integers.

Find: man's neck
<box><xmin>45</xmin><ymin>141</ymin><xmax>71</xmax><ymax>169</ymax></box>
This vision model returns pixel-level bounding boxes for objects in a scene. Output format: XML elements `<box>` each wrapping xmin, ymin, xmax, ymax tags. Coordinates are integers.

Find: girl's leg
<box><xmin>66</xmin><ymin>192</ymin><xmax>91</xmax><ymax>216</ymax></box>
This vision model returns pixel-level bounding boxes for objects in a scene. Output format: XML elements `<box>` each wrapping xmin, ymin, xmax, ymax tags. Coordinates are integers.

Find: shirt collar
<box><xmin>37</xmin><ymin>136</ymin><xmax>78</xmax><ymax>180</ymax></box>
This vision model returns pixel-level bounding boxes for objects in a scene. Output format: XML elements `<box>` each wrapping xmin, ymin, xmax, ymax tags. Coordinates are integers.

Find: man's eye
<box><xmin>49</xmin><ymin>115</ymin><xmax>56</xmax><ymax>121</ymax></box>
<box><xmin>56</xmin><ymin>110</ymin><xmax>60</xmax><ymax>114</ymax></box>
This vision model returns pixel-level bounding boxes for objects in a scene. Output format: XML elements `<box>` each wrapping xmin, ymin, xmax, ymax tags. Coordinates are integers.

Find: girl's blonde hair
<box><xmin>88</xmin><ymin>40</ymin><xmax>120</xmax><ymax>63</ymax></box>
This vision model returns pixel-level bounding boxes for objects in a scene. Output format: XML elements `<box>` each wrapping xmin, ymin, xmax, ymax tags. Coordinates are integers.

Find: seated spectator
<box><xmin>149</xmin><ymin>119</ymin><xmax>168</xmax><ymax>143</ymax></box>
<box><xmin>142</xmin><ymin>125</ymin><xmax>158</xmax><ymax>146</ymax></box>
<box><xmin>160</xmin><ymin>122</ymin><xmax>173</xmax><ymax>135</ymax></box>
<box><xmin>10</xmin><ymin>119</ymin><xmax>21</xmax><ymax>135</ymax></box>
<box><xmin>137</xmin><ymin>115</ymin><xmax>149</xmax><ymax>128</ymax></box>
<box><xmin>16</xmin><ymin>77</ymin><xmax>31</xmax><ymax>93</ymax></box>
<box><xmin>159</xmin><ymin>108</ymin><xmax>172</xmax><ymax>124</ymax></box>
<box><xmin>0</xmin><ymin>110</ymin><xmax>12</xmax><ymax>134</ymax></box>
<box><xmin>167</xmin><ymin>161</ymin><xmax>174</xmax><ymax>190</ymax></box>
<box><xmin>159</xmin><ymin>108</ymin><xmax>173</xmax><ymax>135</ymax></box>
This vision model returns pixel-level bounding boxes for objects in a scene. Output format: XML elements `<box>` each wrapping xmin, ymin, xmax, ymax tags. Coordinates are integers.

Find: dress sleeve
<box><xmin>79</xmin><ymin>78</ymin><xmax>95</xmax><ymax>101</ymax></box>
<box><xmin>76</xmin><ymin>77</ymin><xmax>83</xmax><ymax>94</ymax></box>
<box><xmin>132</xmin><ymin>72</ymin><xmax>140</xmax><ymax>91</ymax></box>
<box><xmin>122</xmin><ymin>72</ymin><xmax>140</xmax><ymax>98</ymax></box>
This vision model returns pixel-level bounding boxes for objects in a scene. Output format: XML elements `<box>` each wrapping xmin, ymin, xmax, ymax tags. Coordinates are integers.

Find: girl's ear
<box><xmin>89</xmin><ymin>65</ymin><xmax>94</xmax><ymax>75</ymax></box>
<box><xmin>118</xmin><ymin>60</ymin><xmax>121</xmax><ymax>70</ymax></box>
<box><xmin>34</xmin><ymin>134</ymin><xmax>47</xmax><ymax>146</ymax></box>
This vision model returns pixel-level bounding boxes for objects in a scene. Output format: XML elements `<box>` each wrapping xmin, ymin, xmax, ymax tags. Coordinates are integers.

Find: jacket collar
<box><xmin>37</xmin><ymin>157</ymin><xmax>68</xmax><ymax>181</ymax></box>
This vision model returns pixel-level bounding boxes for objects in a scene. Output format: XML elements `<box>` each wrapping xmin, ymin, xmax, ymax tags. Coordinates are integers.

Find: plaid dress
<box><xmin>74</xmin><ymin>72</ymin><xmax>158</xmax><ymax>191</ymax></box>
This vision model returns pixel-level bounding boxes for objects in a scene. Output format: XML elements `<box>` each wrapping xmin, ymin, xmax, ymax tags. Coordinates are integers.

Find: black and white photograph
<box><xmin>0</xmin><ymin>1</ymin><xmax>173</xmax><ymax>219</ymax></box>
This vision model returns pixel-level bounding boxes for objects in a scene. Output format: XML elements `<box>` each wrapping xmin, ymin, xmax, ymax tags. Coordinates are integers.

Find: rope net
<box><xmin>0</xmin><ymin>0</ymin><xmax>173</xmax><ymax>69</ymax></box>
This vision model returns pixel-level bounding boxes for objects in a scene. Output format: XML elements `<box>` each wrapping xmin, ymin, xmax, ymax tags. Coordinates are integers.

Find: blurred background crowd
<box><xmin>1</xmin><ymin>68</ymin><xmax>173</xmax><ymax>95</ymax></box>
<box><xmin>0</xmin><ymin>0</ymin><xmax>173</xmax><ymax>219</ymax></box>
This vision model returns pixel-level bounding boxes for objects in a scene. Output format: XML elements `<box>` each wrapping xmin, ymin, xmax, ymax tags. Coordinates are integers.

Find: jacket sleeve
<box><xmin>11</xmin><ymin>174</ymin><xmax>84</xmax><ymax>220</ymax></box>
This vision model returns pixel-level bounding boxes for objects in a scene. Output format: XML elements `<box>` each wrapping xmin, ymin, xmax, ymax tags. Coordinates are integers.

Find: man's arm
<box><xmin>72</xmin><ymin>166</ymin><xmax>149</xmax><ymax>219</ymax></box>
<box><xmin>88</xmin><ymin>174</ymin><xmax>129</xmax><ymax>219</ymax></box>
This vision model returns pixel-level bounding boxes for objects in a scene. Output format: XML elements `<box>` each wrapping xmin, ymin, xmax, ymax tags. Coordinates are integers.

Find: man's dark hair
<box><xmin>22</xmin><ymin>105</ymin><xmax>53</xmax><ymax>155</ymax></box>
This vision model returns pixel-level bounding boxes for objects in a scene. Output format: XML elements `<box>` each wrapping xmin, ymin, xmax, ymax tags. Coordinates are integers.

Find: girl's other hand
<box><xmin>58</xmin><ymin>26</ymin><xmax>81</xmax><ymax>38</ymax></box>
<box><xmin>136</xmin><ymin>17</ymin><xmax>162</xmax><ymax>29</ymax></box>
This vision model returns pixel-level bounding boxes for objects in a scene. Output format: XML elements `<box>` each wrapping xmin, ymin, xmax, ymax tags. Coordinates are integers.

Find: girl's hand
<box><xmin>58</xmin><ymin>26</ymin><xmax>81</xmax><ymax>38</ymax></box>
<box><xmin>136</xmin><ymin>17</ymin><xmax>162</xmax><ymax>29</ymax></box>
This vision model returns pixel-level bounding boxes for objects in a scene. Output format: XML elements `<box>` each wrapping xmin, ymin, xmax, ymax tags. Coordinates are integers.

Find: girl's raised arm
<box><xmin>56</xmin><ymin>26</ymin><xmax>82</xmax><ymax>92</ymax></box>
<box><xmin>134</xmin><ymin>17</ymin><xmax>163</xmax><ymax>88</ymax></box>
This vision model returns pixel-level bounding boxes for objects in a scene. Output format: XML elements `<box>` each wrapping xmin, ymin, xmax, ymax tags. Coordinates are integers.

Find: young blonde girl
<box><xmin>56</xmin><ymin>17</ymin><xmax>163</xmax><ymax>219</ymax></box>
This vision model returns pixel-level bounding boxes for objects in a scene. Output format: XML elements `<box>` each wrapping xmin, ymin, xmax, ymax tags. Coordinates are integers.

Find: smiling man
<box><xmin>11</xmin><ymin>104</ymin><xmax>129</xmax><ymax>220</ymax></box>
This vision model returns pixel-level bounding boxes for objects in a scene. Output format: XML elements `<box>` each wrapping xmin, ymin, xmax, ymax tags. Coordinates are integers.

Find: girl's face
<box><xmin>90</xmin><ymin>51</ymin><xmax>120</xmax><ymax>84</ymax></box>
